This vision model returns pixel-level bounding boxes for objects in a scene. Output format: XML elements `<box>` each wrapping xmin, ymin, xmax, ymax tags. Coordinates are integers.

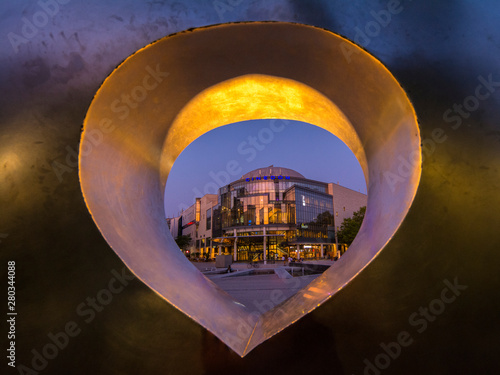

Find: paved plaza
<box><xmin>191</xmin><ymin>261</ymin><xmax>328</xmax><ymax>314</ymax></box>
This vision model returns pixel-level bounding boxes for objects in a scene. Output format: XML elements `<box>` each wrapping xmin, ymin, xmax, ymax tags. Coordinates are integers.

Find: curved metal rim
<box><xmin>79</xmin><ymin>22</ymin><xmax>421</xmax><ymax>356</ymax></box>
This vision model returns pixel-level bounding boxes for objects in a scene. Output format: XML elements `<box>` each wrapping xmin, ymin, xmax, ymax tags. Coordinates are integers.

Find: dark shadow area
<box><xmin>202</xmin><ymin>313</ymin><xmax>344</xmax><ymax>375</ymax></box>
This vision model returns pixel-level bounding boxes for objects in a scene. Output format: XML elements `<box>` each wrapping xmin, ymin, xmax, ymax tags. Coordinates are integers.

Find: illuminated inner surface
<box><xmin>79</xmin><ymin>22</ymin><xmax>420</xmax><ymax>357</ymax></box>
<box><xmin>160</xmin><ymin>74</ymin><xmax>367</xmax><ymax>189</ymax></box>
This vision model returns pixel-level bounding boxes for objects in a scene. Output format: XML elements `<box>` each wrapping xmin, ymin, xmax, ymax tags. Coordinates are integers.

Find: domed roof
<box><xmin>241</xmin><ymin>165</ymin><xmax>305</xmax><ymax>180</ymax></box>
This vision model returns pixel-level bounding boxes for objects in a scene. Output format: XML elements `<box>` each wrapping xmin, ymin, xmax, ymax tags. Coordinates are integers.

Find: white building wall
<box><xmin>166</xmin><ymin>216</ymin><xmax>181</xmax><ymax>239</ymax></box>
<box><xmin>328</xmin><ymin>183</ymin><xmax>367</xmax><ymax>232</ymax></box>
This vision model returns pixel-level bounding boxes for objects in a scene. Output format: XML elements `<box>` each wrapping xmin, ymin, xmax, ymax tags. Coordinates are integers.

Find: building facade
<box><xmin>195</xmin><ymin>194</ymin><xmax>218</xmax><ymax>256</ymax></box>
<box><xmin>328</xmin><ymin>183</ymin><xmax>368</xmax><ymax>235</ymax></box>
<box><xmin>168</xmin><ymin>166</ymin><xmax>367</xmax><ymax>261</ymax></box>
<box><xmin>166</xmin><ymin>216</ymin><xmax>182</xmax><ymax>240</ymax></box>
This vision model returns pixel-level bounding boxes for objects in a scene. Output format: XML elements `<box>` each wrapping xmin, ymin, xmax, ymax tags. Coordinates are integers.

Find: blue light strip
<box><xmin>245</xmin><ymin>176</ymin><xmax>291</xmax><ymax>181</ymax></box>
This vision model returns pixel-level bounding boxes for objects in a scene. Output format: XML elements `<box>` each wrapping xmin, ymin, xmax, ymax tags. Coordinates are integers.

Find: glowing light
<box><xmin>160</xmin><ymin>74</ymin><xmax>367</xmax><ymax>189</ymax></box>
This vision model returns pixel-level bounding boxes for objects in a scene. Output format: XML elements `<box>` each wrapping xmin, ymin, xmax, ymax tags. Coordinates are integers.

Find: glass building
<box><xmin>212</xmin><ymin>166</ymin><xmax>336</xmax><ymax>261</ymax></box>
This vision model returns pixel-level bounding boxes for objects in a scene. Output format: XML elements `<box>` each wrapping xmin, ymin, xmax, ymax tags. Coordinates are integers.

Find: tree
<box><xmin>337</xmin><ymin>206</ymin><xmax>366</xmax><ymax>246</ymax></box>
<box><xmin>175</xmin><ymin>234</ymin><xmax>192</xmax><ymax>252</ymax></box>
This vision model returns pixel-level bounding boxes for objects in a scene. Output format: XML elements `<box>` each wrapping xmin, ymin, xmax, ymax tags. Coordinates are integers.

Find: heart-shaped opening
<box><xmin>79</xmin><ymin>22</ymin><xmax>420</xmax><ymax>357</ymax></box>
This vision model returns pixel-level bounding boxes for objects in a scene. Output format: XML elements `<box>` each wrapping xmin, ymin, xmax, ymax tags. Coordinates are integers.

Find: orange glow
<box><xmin>160</xmin><ymin>74</ymin><xmax>367</xmax><ymax>189</ymax></box>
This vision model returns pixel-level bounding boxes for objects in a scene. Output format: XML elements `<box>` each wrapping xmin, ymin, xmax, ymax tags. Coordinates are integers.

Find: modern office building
<box><xmin>167</xmin><ymin>166</ymin><xmax>367</xmax><ymax>261</ymax></box>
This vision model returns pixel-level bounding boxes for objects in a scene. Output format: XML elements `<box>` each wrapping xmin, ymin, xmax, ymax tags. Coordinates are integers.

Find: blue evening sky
<box><xmin>164</xmin><ymin>119</ymin><xmax>366</xmax><ymax>217</ymax></box>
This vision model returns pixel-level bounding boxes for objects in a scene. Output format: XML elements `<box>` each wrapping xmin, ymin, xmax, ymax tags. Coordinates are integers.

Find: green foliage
<box><xmin>337</xmin><ymin>206</ymin><xmax>366</xmax><ymax>246</ymax></box>
<box><xmin>175</xmin><ymin>234</ymin><xmax>192</xmax><ymax>251</ymax></box>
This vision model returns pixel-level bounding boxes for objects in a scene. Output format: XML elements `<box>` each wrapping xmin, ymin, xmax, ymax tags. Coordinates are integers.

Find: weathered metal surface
<box><xmin>1</xmin><ymin>1</ymin><xmax>499</xmax><ymax>374</ymax></box>
<box><xmin>80</xmin><ymin>22</ymin><xmax>420</xmax><ymax>357</ymax></box>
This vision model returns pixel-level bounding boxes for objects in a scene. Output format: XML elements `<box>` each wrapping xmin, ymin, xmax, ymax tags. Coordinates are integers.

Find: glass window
<box><xmin>206</xmin><ymin>208</ymin><xmax>212</xmax><ymax>230</ymax></box>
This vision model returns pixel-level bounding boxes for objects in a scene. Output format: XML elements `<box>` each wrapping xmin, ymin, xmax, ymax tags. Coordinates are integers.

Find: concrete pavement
<box><xmin>190</xmin><ymin>261</ymin><xmax>324</xmax><ymax>314</ymax></box>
